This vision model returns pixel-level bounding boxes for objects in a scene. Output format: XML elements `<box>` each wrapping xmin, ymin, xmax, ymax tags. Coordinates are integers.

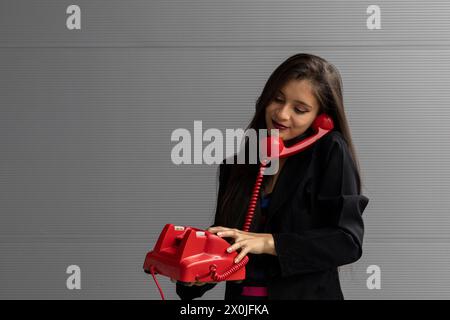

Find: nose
<box><xmin>275</xmin><ymin>104</ymin><xmax>290</xmax><ymax>121</ymax></box>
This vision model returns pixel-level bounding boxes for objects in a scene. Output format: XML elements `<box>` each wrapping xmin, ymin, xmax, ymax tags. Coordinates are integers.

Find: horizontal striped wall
<box><xmin>1</xmin><ymin>1</ymin><xmax>449</xmax><ymax>299</ymax></box>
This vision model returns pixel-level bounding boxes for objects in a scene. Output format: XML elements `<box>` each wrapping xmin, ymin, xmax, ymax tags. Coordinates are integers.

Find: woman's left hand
<box><xmin>207</xmin><ymin>226</ymin><xmax>276</xmax><ymax>263</ymax></box>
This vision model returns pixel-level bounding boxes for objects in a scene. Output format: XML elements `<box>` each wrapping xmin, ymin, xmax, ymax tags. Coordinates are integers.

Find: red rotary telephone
<box><xmin>143</xmin><ymin>113</ymin><xmax>334</xmax><ymax>299</ymax></box>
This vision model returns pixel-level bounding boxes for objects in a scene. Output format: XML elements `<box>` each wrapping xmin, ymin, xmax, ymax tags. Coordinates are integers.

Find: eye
<box><xmin>294</xmin><ymin>108</ymin><xmax>307</xmax><ymax>114</ymax></box>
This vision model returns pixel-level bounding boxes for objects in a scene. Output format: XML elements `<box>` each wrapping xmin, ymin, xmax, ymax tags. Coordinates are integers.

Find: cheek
<box><xmin>265</xmin><ymin>105</ymin><xmax>275</xmax><ymax>119</ymax></box>
<box><xmin>289</xmin><ymin>117</ymin><xmax>311</xmax><ymax>134</ymax></box>
<box><xmin>293</xmin><ymin>114</ymin><xmax>314</xmax><ymax>127</ymax></box>
<box><xmin>265</xmin><ymin>104</ymin><xmax>278</xmax><ymax>115</ymax></box>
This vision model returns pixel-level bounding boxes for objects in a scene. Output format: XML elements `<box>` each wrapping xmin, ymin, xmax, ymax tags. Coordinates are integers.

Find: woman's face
<box><xmin>265</xmin><ymin>79</ymin><xmax>320</xmax><ymax>141</ymax></box>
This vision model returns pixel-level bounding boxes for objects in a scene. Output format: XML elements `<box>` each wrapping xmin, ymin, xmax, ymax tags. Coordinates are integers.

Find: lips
<box><xmin>272</xmin><ymin>119</ymin><xmax>289</xmax><ymax>129</ymax></box>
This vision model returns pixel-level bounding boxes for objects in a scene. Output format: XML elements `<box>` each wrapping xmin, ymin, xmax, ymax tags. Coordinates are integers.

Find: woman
<box><xmin>175</xmin><ymin>53</ymin><xmax>369</xmax><ymax>300</ymax></box>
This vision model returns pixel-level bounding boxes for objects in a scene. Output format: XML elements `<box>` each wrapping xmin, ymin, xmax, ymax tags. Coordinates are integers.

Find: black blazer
<box><xmin>176</xmin><ymin>130</ymin><xmax>369</xmax><ymax>300</ymax></box>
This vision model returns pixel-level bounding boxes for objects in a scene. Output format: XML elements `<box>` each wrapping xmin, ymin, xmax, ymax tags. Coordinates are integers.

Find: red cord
<box><xmin>209</xmin><ymin>255</ymin><xmax>249</xmax><ymax>281</ymax></box>
<box><xmin>149</xmin><ymin>266</ymin><xmax>165</xmax><ymax>300</ymax></box>
<box><xmin>208</xmin><ymin>159</ymin><xmax>269</xmax><ymax>281</ymax></box>
<box><xmin>243</xmin><ymin>160</ymin><xmax>269</xmax><ymax>232</ymax></box>
<box><xmin>149</xmin><ymin>160</ymin><xmax>270</xmax><ymax>297</ymax></box>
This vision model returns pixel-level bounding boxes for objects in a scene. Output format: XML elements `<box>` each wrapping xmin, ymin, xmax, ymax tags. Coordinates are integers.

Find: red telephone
<box><xmin>143</xmin><ymin>113</ymin><xmax>334</xmax><ymax>299</ymax></box>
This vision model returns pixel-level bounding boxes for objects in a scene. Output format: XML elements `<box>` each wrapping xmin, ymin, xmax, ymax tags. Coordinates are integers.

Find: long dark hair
<box><xmin>214</xmin><ymin>53</ymin><xmax>364</xmax><ymax>230</ymax></box>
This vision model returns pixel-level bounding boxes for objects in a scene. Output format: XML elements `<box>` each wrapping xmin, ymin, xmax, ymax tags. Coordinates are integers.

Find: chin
<box><xmin>276</xmin><ymin>132</ymin><xmax>290</xmax><ymax>141</ymax></box>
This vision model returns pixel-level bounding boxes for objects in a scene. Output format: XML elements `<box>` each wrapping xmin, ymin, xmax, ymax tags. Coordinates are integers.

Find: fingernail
<box><xmin>227</xmin><ymin>247</ymin><xmax>231</xmax><ymax>252</ymax></box>
<box><xmin>217</xmin><ymin>232</ymin><xmax>222</xmax><ymax>236</ymax></box>
<box><xmin>235</xmin><ymin>258</ymin><xmax>239</xmax><ymax>263</ymax></box>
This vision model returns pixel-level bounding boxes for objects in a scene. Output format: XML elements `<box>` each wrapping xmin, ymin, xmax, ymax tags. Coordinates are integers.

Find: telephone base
<box><xmin>143</xmin><ymin>224</ymin><xmax>246</xmax><ymax>283</ymax></box>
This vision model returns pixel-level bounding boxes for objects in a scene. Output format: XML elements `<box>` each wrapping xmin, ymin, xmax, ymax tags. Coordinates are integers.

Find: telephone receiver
<box><xmin>143</xmin><ymin>113</ymin><xmax>334</xmax><ymax>299</ymax></box>
<box><xmin>264</xmin><ymin>113</ymin><xmax>335</xmax><ymax>160</ymax></box>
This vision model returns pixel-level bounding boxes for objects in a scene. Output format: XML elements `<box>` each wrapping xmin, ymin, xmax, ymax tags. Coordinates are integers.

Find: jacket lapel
<box><xmin>264</xmin><ymin>147</ymin><xmax>314</xmax><ymax>226</ymax></box>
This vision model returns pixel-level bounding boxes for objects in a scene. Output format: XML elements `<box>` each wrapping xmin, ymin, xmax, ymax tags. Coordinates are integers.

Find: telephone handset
<box><xmin>265</xmin><ymin>113</ymin><xmax>335</xmax><ymax>159</ymax></box>
<box><xmin>143</xmin><ymin>113</ymin><xmax>334</xmax><ymax>299</ymax></box>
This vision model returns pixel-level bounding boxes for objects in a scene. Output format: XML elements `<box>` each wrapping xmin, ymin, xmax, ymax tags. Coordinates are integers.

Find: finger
<box><xmin>234</xmin><ymin>246</ymin><xmax>250</xmax><ymax>263</ymax></box>
<box><xmin>216</xmin><ymin>230</ymin><xmax>232</xmax><ymax>237</ymax></box>
<box><xmin>207</xmin><ymin>226</ymin><xmax>230</xmax><ymax>233</ymax></box>
<box><xmin>217</xmin><ymin>229</ymin><xmax>243</xmax><ymax>238</ymax></box>
<box><xmin>226</xmin><ymin>240</ymin><xmax>247</xmax><ymax>253</ymax></box>
<box><xmin>207</xmin><ymin>226</ymin><xmax>228</xmax><ymax>231</ymax></box>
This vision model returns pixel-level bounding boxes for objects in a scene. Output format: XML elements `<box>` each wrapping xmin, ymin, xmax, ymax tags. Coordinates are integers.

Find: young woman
<box><xmin>174</xmin><ymin>53</ymin><xmax>369</xmax><ymax>300</ymax></box>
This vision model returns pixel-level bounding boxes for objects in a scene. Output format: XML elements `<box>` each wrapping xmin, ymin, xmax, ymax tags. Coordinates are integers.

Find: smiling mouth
<box><xmin>272</xmin><ymin>119</ymin><xmax>289</xmax><ymax>129</ymax></box>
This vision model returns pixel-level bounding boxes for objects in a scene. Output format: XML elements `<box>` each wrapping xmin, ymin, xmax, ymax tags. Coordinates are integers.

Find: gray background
<box><xmin>1</xmin><ymin>0</ymin><xmax>449</xmax><ymax>299</ymax></box>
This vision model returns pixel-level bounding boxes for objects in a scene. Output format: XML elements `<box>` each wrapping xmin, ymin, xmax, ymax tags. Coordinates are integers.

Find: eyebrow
<box><xmin>278</xmin><ymin>90</ymin><xmax>313</xmax><ymax>110</ymax></box>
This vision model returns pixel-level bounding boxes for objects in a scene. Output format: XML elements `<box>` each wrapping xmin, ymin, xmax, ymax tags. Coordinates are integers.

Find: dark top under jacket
<box><xmin>176</xmin><ymin>130</ymin><xmax>369</xmax><ymax>300</ymax></box>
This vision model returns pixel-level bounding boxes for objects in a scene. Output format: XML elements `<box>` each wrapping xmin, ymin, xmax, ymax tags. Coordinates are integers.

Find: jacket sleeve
<box><xmin>175</xmin><ymin>160</ymin><xmax>229</xmax><ymax>300</ymax></box>
<box><xmin>176</xmin><ymin>282</ymin><xmax>218</xmax><ymax>300</ymax></box>
<box><xmin>271</xmin><ymin>135</ymin><xmax>369</xmax><ymax>278</ymax></box>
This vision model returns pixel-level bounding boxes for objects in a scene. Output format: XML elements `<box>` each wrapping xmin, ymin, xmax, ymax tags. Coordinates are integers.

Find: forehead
<box><xmin>280</xmin><ymin>80</ymin><xmax>315</xmax><ymax>100</ymax></box>
<box><xmin>278</xmin><ymin>79</ymin><xmax>318</xmax><ymax>109</ymax></box>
